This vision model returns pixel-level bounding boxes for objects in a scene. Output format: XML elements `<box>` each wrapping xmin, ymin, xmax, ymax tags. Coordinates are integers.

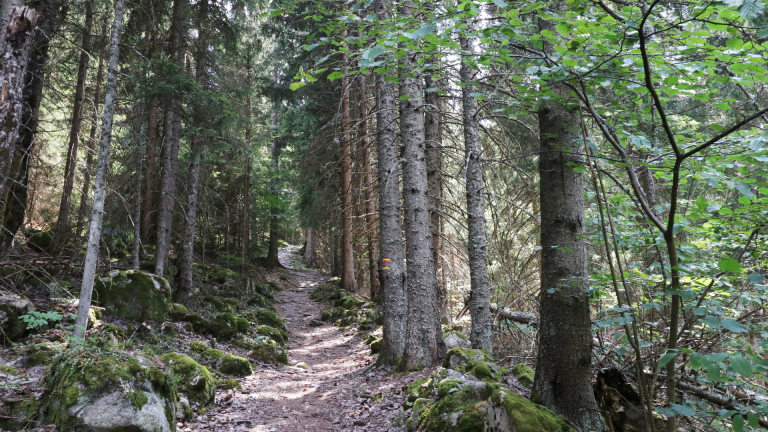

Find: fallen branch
<box><xmin>670</xmin><ymin>379</ymin><xmax>768</xmax><ymax>428</ymax></box>
<box><xmin>490</xmin><ymin>304</ymin><xmax>537</xmax><ymax>326</ymax></box>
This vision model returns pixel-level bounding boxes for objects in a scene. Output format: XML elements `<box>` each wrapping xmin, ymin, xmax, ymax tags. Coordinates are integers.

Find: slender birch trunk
<box><xmin>73</xmin><ymin>0</ymin><xmax>125</xmax><ymax>341</ymax></box>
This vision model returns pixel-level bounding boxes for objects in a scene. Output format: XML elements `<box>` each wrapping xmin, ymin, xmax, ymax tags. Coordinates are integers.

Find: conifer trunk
<box><xmin>531</xmin><ymin>8</ymin><xmax>603</xmax><ymax>431</ymax></box>
<box><xmin>265</xmin><ymin>67</ymin><xmax>283</xmax><ymax>267</ymax></box>
<box><xmin>460</xmin><ymin>35</ymin><xmax>493</xmax><ymax>354</ymax></box>
<box><xmin>54</xmin><ymin>0</ymin><xmax>94</xmax><ymax>245</ymax></box>
<box><xmin>154</xmin><ymin>0</ymin><xmax>189</xmax><ymax>276</ymax></box>
<box><xmin>374</xmin><ymin>0</ymin><xmax>407</xmax><ymax>365</ymax></box>
<box><xmin>399</xmin><ymin>5</ymin><xmax>446</xmax><ymax>369</ymax></box>
<box><xmin>359</xmin><ymin>75</ymin><xmax>380</xmax><ymax>301</ymax></box>
<box><xmin>74</xmin><ymin>0</ymin><xmax>125</xmax><ymax>340</ymax></box>
<box><xmin>340</xmin><ymin>45</ymin><xmax>356</xmax><ymax>292</ymax></box>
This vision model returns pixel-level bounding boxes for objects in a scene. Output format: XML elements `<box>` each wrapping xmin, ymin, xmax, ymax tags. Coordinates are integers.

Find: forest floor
<box><xmin>194</xmin><ymin>246</ymin><xmax>432</xmax><ymax>432</ymax></box>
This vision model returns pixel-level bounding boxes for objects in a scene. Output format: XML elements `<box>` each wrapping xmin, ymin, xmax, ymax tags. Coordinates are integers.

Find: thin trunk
<box><xmin>132</xmin><ymin>146</ymin><xmax>142</xmax><ymax>269</ymax></box>
<box><xmin>74</xmin><ymin>0</ymin><xmax>125</xmax><ymax>341</ymax></box>
<box><xmin>374</xmin><ymin>0</ymin><xmax>406</xmax><ymax>366</ymax></box>
<box><xmin>340</xmin><ymin>45</ymin><xmax>356</xmax><ymax>291</ymax></box>
<box><xmin>54</xmin><ymin>0</ymin><xmax>94</xmax><ymax>245</ymax></box>
<box><xmin>425</xmin><ymin>74</ymin><xmax>447</xmax><ymax>324</ymax></box>
<box><xmin>305</xmin><ymin>228</ymin><xmax>313</xmax><ymax>266</ymax></box>
<box><xmin>140</xmin><ymin>25</ymin><xmax>159</xmax><ymax>242</ymax></box>
<box><xmin>154</xmin><ymin>0</ymin><xmax>189</xmax><ymax>276</ymax></box>
<box><xmin>76</xmin><ymin>48</ymin><xmax>105</xmax><ymax>239</ymax></box>
<box><xmin>460</xmin><ymin>35</ymin><xmax>493</xmax><ymax>354</ymax></box>
<box><xmin>531</xmin><ymin>10</ymin><xmax>604</xmax><ymax>431</ymax></box>
<box><xmin>0</xmin><ymin>0</ymin><xmax>64</xmax><ymax>256</ymax></box>
<box><xmin>399</xmin><ymin>5</ymin><xmax>445</xmax><ymax>370</ymax></box>
<box><xmin>360</xmin><ymin>75</ymin><xmax>380</xmax><ymax>301</ymax></box>
<box><xmin>265</xmin><ymin>67</ymin><xmax>283</xmax><ymax>267</ymax></box>
<box><xmin>242</xmin><ymin>54</ymin><xmax>252</xmax><ymax>268</ymax></box>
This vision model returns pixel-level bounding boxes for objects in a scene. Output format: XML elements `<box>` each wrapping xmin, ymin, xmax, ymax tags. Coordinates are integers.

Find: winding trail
<box><xmin>197</xmin><ymin>247</ymin><xmax>411</xmax><ymax>432</ymax></box>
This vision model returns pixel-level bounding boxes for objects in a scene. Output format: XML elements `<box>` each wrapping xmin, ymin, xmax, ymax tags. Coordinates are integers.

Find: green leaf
<box><xmin>659</xmin><ymin>351</ymin><xmax>678</xmax><ymax>368</ymax></box>
<box><xmin>727</xmin><ymin>38</ymin><xmax>744</xmax><ymax>50</ymax></box>
<box><xmin>363</xmin><ymin>45</ymin><xmax>387</xmax><ymax>60</ymax></box>
<box><xmin>664</xmin><ymin>76</ymin><xmax>679</xmax><ymax>85</ymax></box>
<box><xmin>492</xmin><ymin>0</ymin><xmax>508</xmax><ymax>7</ymax></box>
<box><xmin>732</xmin><ymin>413</ymin><xmax>744</xmax><ymax>432</ymax></box>
<box><xmin>696</xmin><ymin>197</ymin><xmax>708</xmax><ymax>210</ymax></box>
<box><xmin>327</xmin><ymin>71</ymin><xmax>344</xmax><ymax>81</ymax></box>
<box><xmin>748</xmin><ymin>413</ymin><xmax>759</xmax><ymax>428</ymax></box>
<box><xmin>731</xmin><ymin>355</ymin><xmax>753</xmax><ymax>377</ymax></box>
<box><xmin>717</xmin><ymin>257</ymin><xmax>740</xmax><ymax>272</ymax></box>
<box><xmin>739</xmin><ymin>0</ymin><xmax>765</xmax><ymax>19</ymax></box>
<box><xmin>410</xmin><ymin>25</ymin><xmax>436</xmax><ymax>39</ymax></box>
<box><xmin>289</xmin><ymin>82</ymin><xmax>306</xmax><ymax>91</ymax></box>
<box><xmin>708</xmin><ymin>363</ymin><xmax>721</xmax><ymax>382</ymax></box>
<box><xmin>722</xmin><ymin>318</ymin><xmax>747</xmax><ymax>333</ymax></box>
<box><xmin>738</xmin><ymin>196</ymin><xmax>751</xmax><ymax>205</ymax></box>
<box><xmin>690</xmin><ymin>352</ymin><xmax>703</xmax><ymax>369</ymax></box>
<box><xmin>747</xmin><ymin>273</ymin><xmax>765</xmax><ymax>284</ymax></box>
<box><xmin>671</xmin><ymin>403</ymin><xmax>696</xmax><ymax>416</ymax></box>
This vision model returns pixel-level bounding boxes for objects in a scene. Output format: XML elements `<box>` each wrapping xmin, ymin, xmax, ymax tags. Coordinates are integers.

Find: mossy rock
<box><xmin>249</xmin><ymin>341</ymin><xmax>288</xmax><ymax>365</ymax></box>
<box><xmin>0</xmin><ymin>364</ymin><xmax>19</xmax><ymax>375</ymax></box>
<box><xmin>204</xmin><ymin>296</ymin><xmax>236</xmax><ymax>312</ymax></box>
<box><xmin>246</xmin><ymin>292</ymin><xmax>274</xmax><ymax>310</ymax></box>
<box><xmin>406</xmin><ymin>377</ymin><xmax>433</xmax><ymax>403</ymax></box>
<box><xmin>406</xmin><ymin>398</ymin><xmax>434</xmax><ymax>432</ymax></box>
<box><xmin>188</xmin><ymin>341</ymin><xmax>208</xmax><ymax>353</ymax></box>
<box><xmin>219</xmin><ymin>379</ymin><xmax>242</xmax><ymax>390</ymax></box>
<box><xmin>334</xmin><ymin>295</ymin><xmax>363</xmax><ymax>309</ymax></box>
<box><xmin>208</xmin><ymin>266</ymin><xmax>238</xmax><ymax>284</ymax></box>
<box><xmin>93</xmin><ymin>270</ymin><xmax>172</xmax><ymax>323</ymax></box>
<box><xmin>370</xmin><ymin>338</ymin><xmax>383</xmax><ymax>354</ymax></box>
<box><xmin>186</xmin><ymin>314</ymin><xmax>210</xmax><ymax>334</ymax></box>
<box><xmin>321</xmin><ymin>306</ymin><xmax>346</xmax><ymax>322</ymax></box>
<box><xmin>254</xmin><ymin>282</ymin><xmax>280</xmax><ymax>297</ymax></box>
<box><xmin>160</xmin><ymin>352</ymin><xmax>217</xmax><ymax>406</ymax></box>
<box><xmin>0</xmin><ymin>292</ymin><xmax>34</xmax><ymax>343</ymax></box>
<box><xmin>42</xmin><ymin>346</ymin><xmax>177</xmax><ymax>430</ymax></box>
<box><xmin>169</xmin><ymin>303</ymin><xmax>190</xmax><ymax>321</ymax></box>
<box><xmin>28</xmin><ymin>230</ymin><xmax>54</xmax><ymax>253</ymax></box>
<box><xmin>485</xmin><ymin>389</ymin><xmax>576</xmax><ymax>432</ymax></box>
<box><xmin>443</xmin><ymin>347</ymin><xmax>506</xmax><ymax>382</ymax></box>
<box><xmin>510</xmin><ymin>363</ymin><xmax>535</xmax><ymax>389</ymax></box>
<box><xmin>0</xmin><ymin>395</ymin><xmax>41</xmax><ymax>431</ymax></box>
<box><xmin>418</xmin><ymin>380</ymin><xmax>495</xmax><ymax>432</ymax></box>
<box><xmin>201</xmin><ymin>348</ymin><xmax>225</xmax><ymax>361</ymax></box>
<box><xmin>219</xmin><ymin>354</ymin><xmax>252</xmax><ymax>377</ymax></box>
<box><xmin>255</xmin><ymin>325</ymin><xmax>288</xmax><ymax>345</ymax></box>
<box><xmin>249</xmin><ymin>310</ymin><xmax>286</xmax><ymax>332</ymax></box>
<box><xmin>209</xmin><ymin>312</ymin><xmax>242</xmax><ymax>340</ymax></box>
<box><xmin>24</xmin><ymin>344</ymin><xmax>59</xmax><ymax>367</ymax></box>
<box><xmin>309</xmin><ymin>278</ymin><xmax>341</xmax><ymax>301</ymax></box>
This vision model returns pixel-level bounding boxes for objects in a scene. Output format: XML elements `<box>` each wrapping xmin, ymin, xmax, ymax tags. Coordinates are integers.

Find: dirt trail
<box><xmin>197</xmin><ymin>247</ymin><xmax>414</xmax><ymax>432</ymax></box>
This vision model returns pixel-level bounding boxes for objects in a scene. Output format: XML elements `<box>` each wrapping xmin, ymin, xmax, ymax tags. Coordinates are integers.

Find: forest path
<box><xmin>197</xmin><ymin>246</ymin><xmax>403</xmax><ymax>432</ymax></box>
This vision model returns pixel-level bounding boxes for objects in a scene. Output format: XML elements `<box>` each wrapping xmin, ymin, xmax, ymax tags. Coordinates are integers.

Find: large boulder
<box><xmin>0</xmin><ymin>291</ymin><xmax>34</xmax><ymax>343</ymax></box>
<box><xmin>443</xmin><ymin>347</ymin><xmax>507</xmax><ymax>381</ymax></box>
<box><xmin>159</xmin><ymin>353</ymin><xmax>217</xmax><ymax>406</ymax></box>
<box><xmin>41</xmin><ymin>347</ymin><xmax>176</xmax><ymax>432</ymax></box>
<box><xmin>93</xmin><ymin>270</ymin><xmax>171</xmax><ymax>323</ymax></box>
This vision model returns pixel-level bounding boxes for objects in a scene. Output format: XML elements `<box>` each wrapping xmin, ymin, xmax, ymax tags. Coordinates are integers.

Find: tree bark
<box><xmin>0</xmin><ymin>0</ymin><xmax>64</xmax><ymax>256</ymax></box>
<box><xmin>399</xmin><ymin>7</ymin><xmax>446</xmax><ymax>370</ymax></box>
<box><xmin>425</xmin><ymin>74</ymin><xmax>447</xmax><ymax>324</ymax></box>
<box><xmin>74</xmin><ymin>0</ymin><xmax>125</xmax><ymax>341</ymax></box>
<box><xmin>374</xmin><ymin>0</ymin><xmax>407</xmax><ymax>365</ymax></box>
<box><xmin>340</xmin><ymin>45</ymin><xmax>356</xmax><ymax>292</ymax></box>
<box><xmin>140</xmin><ymin>23</ymin><xmax>160</xmax><ymax>243</ymax></box>
<box><xmin>531</xmin><ymin>10</ymin><xmax>603</xmax><ymax>431</ymax></box>
<box><xmin>359</xmin><ymin>75</ymin><xmax>380</xmax><ymax>301</ymax></box>
<box><xmin>76</xmin><ymin>47</ymin><xmax>105</xmax><ymax>240</ymax></box>
<box><xmin>154</xmin><ymin>0</ymin><xmax>189</xmax><ymax>276</ymax></box>
<box><xmin>54</xmin><ymin>0</ymin><xmax>94</xmax><ymax>245</ymax></box>
<box><xmin>460</xmin><ymin>35</ymin><xmax>493</xmax><ymax>354</ymax></box>
<box><xmin>265</xmin><ymin>67</ymin><xmax>283</xmax><ymax>268</ymax></box>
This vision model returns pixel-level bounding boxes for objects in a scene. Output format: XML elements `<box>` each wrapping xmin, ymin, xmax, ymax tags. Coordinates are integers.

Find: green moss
<box><xmin>370</xmin><ymin>338</ymin><xmax>383</xmax><ymax>354</ymax></box>
<box><xmin>406</xmin><ymin>377</ymin><xmax>433</xmax><ymax>403</ymax></box>
<box><xmin>160</xmin><ymin>352</ymin><xmax>217</xmax><ymax>406</ymax></box>
<box><xmin>444</xmin><ymin>331</ymin><xmax>468</xmax><ymax>340</ymax></box>
<box><xmin>0</xmin><ymin>396</ymin><xmax>41</xmax><ymax>431</ymax></box>
<box><xmin>437</xmin><ymin>379</ymin><xmax>463</xmax><ymax>398</ymax></box>
<box><xmin>309</xmin><ymin>279</ymin><xmax>341</xmax><ymax>301</ymax></box>
<box><xmin>488</xmin><ymin>389</ymin><xmax>575</xmax><ymax>432</ymax></box>
<box><xmin>321</xmin><ymin>306</ymin><xmax>347</xmax><ymax>322</ymax></box>
<box><xmin>188</xmin><ymin>341</ymin><xmax>208</xmax><ymax>353</ymax></box>
<box><xmin>169</xmin><ymin>303</ymin><xmax>190</xmax><ymax>321</ymax></box>
<box><xmin>28</xmin><ymin>230</ymin><xmax>53</xmax><ymax>253</ymax></box>
<box><xmin>202</xmin><ymin>348</ymin><xmax>225</xmax><ymax>361</ymax></box>
<box><xmin>219</xmin><ymin>379</ymin><xmax>242</xmax><ymax>390</ymax></box>
<box><xmin>249</xmin><ymin>341</ymin><xmax>288</xmax><ymax>365</ymax></box>
<box><xmin>443</xmin><ymin>347</ymin><xmax>506</xmax><ymax>382</ymax></box>
<box><xmin>187</xmin><ymin>314</ymin><xmax>210</xmax><ymax>334</ymax></box>
<box><xmin>127</xmin><ymin>390</ymin><xmax>149</xmax><ymax>410</ymax></box>
<box><xmin>510</xmin><ymin>363</ymin><xmax>535</xmax><ymax>388</ymax></box>
<box><xmin>209</xmin><ymin>312</ymin><xmax>241</xmax><ymax>340</ymax></box>
<box><xmin>0</xmin><ymin>365</ymin><xmax>19</xmax><ymax>375</ymax></box>
<box><xmin>93</xmin><ymin>270</ymin><xmax>172</xmax><ymax>323</ymax></box>
<box><xmin>406</xmin><ymin>398</ymin><xmax>434</xmax><ymax>431</ymax></box>
<box><xmin>231</xmin><ymin>335</ymin><xmax>257</xmax><ymax>350</ymax></box>
<box><xmin>219</xmin><ymin>354</ymin><xmax>252</xmax><ymax>377</ymax></box>
<box><xmin>204</xmin><ymin>296</ymin><xmax>234</xmax><ymax>312</ymax></box>
<box><xmin>235</xmin><ymin>316</ymin><xmax>250</xmax><ymax>333</ymax></box>
<box><xmin>250</xmin><ymin>310</ymin><xmax>286</xmax><ymax>331</ymax></box>
<box><xmin>334</xmin><ymin>295</ymin><xmax>363</xmax><ymax>309</ymax></box>
<box><xmin>246</xmin><ymin>293</ymin><xmax>274</xmax><ymax>309</ymax></box>
<box><xmin>24</xmin><ymin>344</ymin><xmax>57</xmax><ymax>367</ymax></box>
<box><xmin>255</xmin><ymin>325</ymin><xmax>288</xmax><ymax>345</ymax></box>
<box><xmin>419</xmin><ymin>383</ymin><xmax>491</xmax><ymax>432</ymax></box>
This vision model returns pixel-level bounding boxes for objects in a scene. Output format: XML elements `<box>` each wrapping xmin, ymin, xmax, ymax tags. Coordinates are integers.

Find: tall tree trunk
<box><xmin>460</xmin><ymin>35</ymin><xmax>493</xmax><ymax>354</ymax></box>
<box><xmin>425</xmin><ymin>74</ymin><xmax>447</xmax><ymax>324</ymax></box>
<box><xmin>305</xmin><ymin>228</ymin><xmax>314</xmax><ymax>266</ymax></box>
<box><xmin>76</xmin><ymin>48</ymin><xmax>105</xmax><ymax>239</ymax></box>
<box><xmin>374</xmin><ymin>0</ymin><xmax>407</xmax><ymax>366</ymax></box>
<box><xmin>54</xmin><ymin>0</ymin><xmax>94</xmax><ymax>245</ymax></box>
<box><xmin>242</xmin><ymin>52</ymin><xmax>252</xmax><ymax>268</ymax></box>
<box><xmin>140</xmin><ymin>24</ymin><xmax>160</xmax><ymax>243</ymax></box>
<box><xmin>359</xmin><ymin>75</ymin><xmax>380</xmax><ymax>301</ymax></box>
<box><xmin>340</xmin><ymin>46</ymin><xmax>356</xmax><ymax>292</ymax></box>
<box><xmin>154</xmin><ymin>0</ymin><xmax>189</xmax><ymax>276</ymax></box>
<box><xmin>0</xmin><ymin>5</ymin><xmax>39</xmax><ymax>218</ymax></box>
<box><xmin>399</xmin><ymin>7</ymin><xmax>445</xmax><ymax>370</ymax></box>
<box><xmin>132</xmin><ymin>143</ymin><xmax>143</xmax><ymax>269</ymax></box>
<box><xmin>0</xmin><ymin>0</ymin><xmax>64</xmax><ymax>256</ymax></box>
<box><xmin>265</xmin><ymin>67</ymin><xmax>283</xmax><ymax>267</ymax></box>
<box><xmin>74</xmin><ymin>0</ymin><xmax>125</xmax><ymax>341</ymax></box>
<box><xmin>531</xmin><ymin>9</ymin><xmax>603</xmax><ymax>431</ymax></box>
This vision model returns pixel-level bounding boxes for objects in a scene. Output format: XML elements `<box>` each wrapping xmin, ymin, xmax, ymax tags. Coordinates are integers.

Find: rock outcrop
<box><xmin>93</xmin><ymin>270</ymin><xmax>172</xmax><ymax>323</ymax></box>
